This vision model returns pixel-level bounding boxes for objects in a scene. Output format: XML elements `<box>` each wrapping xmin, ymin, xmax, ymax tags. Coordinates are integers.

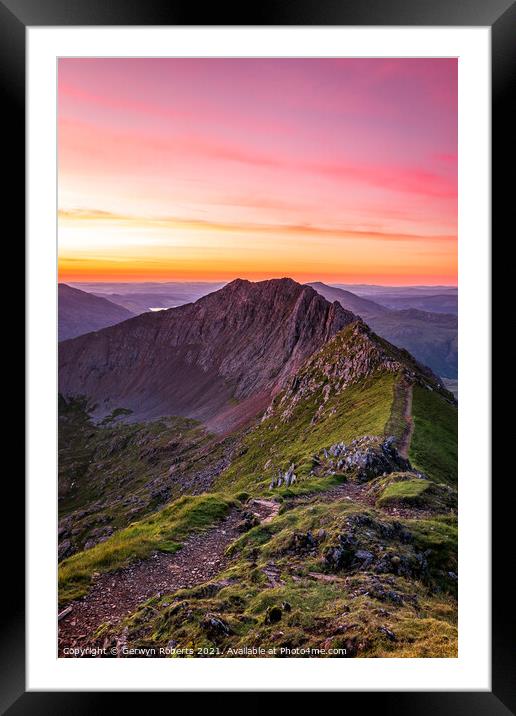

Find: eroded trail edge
<box><xmin>58</xmin><ymin>502</ymin><xmax>279</xmax><ymax>656</ymax></box>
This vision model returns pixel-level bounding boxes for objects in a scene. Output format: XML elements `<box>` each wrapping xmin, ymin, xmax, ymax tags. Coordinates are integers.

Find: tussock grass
<box><xmin>374</xmin><ymin>476</ymin><xmax>457</xmax><ymax>512</ymax></box>
<box><xmin>377</xmin><ymin>478</ymin><xmax>430</xmax><ymax>506</ymax></box>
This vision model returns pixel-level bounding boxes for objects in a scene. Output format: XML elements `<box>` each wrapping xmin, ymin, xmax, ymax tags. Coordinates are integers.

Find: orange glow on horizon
<box><xmin>59</xmin><ymin>271</ymin><xmax>458</xmax><ymax>287</ymax></box>
<box><xmin>58</xmin><ymin>258</ymin><xmax>457</xmax><ymax>287</ymax></box>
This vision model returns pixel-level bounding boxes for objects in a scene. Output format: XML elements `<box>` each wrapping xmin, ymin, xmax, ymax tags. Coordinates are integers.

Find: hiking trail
<box><xmin>59</xmin><ymin>500</ymin><xmax>278</xmax><ymax>656</ymax></box>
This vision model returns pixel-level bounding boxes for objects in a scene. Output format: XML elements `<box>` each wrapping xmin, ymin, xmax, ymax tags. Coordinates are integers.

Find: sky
<box><xmin>58</xmin><ymin>58</ymin><xmax>457</xmax><ymax>285</ymax></box>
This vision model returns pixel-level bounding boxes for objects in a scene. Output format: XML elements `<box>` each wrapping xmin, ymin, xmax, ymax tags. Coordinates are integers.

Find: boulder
<box><xmin>323</xmin><ymin>535</ymin><xmax>356</xmax><ymax>571</ymax></box>
<box><xmin>290</xmin><ymin>531</ymin><xmax>317</xmax><ymax>553</ymax></box>
<box><xmin>355</xmin><ymin>549</ymin><xmax>374</xmax><ymax>566</ymax></box>
<box><xmin>202</xmin><ymin>613</ymin><xmax>231</xmax><ymax>638</ymax></box>
<box><xmin>58</xmin><ymin>539</ymin><xmax>72</xmax><ymax>561</ymax></box>
<box><xmin>237</xmin><ymin>511</ymin><xmax>260</xmax><ymax>533</ymax></box>
<box><xmin>264</xmin><ymin>606</ymin><xmax>283</xmax><ymax>624</ymax></box>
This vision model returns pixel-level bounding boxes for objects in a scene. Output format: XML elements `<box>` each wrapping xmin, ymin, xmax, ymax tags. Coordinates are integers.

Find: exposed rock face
<box><xmin>59</xmin><ymin>283</ymin><xmax>135</xmax><ymax>341</ymax></box>
<box><xmin>59</xmin><ymin>278</ymin><xmax>356</xmax><ymax>432</ymax></box>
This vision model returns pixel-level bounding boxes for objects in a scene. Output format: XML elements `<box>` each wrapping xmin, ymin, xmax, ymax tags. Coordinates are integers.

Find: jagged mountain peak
<box><xmin>199</xmin><ymin>276</ymin><xmax>347</xmax><ymax>311</ymax></box>
<box><xmin>59</xmin><ymin>277</ymin><xmax>358</xmax><ymax>432</ymax></box>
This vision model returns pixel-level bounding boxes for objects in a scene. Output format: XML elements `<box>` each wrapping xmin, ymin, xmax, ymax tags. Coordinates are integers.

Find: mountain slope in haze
<box><xmin>333</xmin><ymin>283</ymin><xmax>457</xmax><ymax>315</ymax></box>
<box><xmin>309</xmin><ymin>282</ymin><xmax>457</xmax><ymax>379</ymax></box>
<box><xmin>308</xmin><ymin>282</ymin><xmax>390</xmax><ymax>322</ymax></box>
<box><xmin>59</xmin><ymin>284</ymin><xmax>135</xmax><ymax>341</ymax></box>
<box><xmin>93</xmin><ymin>292</ymin><xmax>187</xmax><ymax>314</ymax></box>
<box><xmin>377</xmin><ymin>293</ymin><xmax>458</xmax><ymax>314</ymax></box>
<box><xmin>92</xmin><ymin>285</ymin><xmax>225</xmax><ymax>314</ymax></box>
<box><xmin>69</xmin><ymin>281</ymin><xmax>224</xmax><ymax>314</ymax></box>
<box><xmin>58</xmin><ymin>278</ymin><xmax>357</xmax><ymax>431</ymax></box>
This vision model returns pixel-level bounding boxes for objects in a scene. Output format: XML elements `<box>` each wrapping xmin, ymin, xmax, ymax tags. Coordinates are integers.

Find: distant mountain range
<box><xmin>308</xmin><ymin>282</ymin><xmax>457</xmax><ymax>379</ymax></box>
<box><xmin>69</xmin><ymin>280</ymin><xmax>458</xmax><ymax>315</ymax></box>
<box><xmin>333</xmin><ymin>283</ymin><xmax>457</xmax><ymax>314</ymax></box>
<box><xmin>58</xmin><ymin>284</ymin><xmax>135</xmax><ymax>341</ymax></box>
<box><xmin>70</xmin><ymin>281</ymin><xmax>224</xmax><ymax>314</ymax></box>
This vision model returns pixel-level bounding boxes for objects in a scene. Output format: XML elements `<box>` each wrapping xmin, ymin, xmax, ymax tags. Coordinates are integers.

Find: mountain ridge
<box><xmin>59</xmin><ymin>278</ymin><xmax>357</xmax><ymax>431</ymax></box>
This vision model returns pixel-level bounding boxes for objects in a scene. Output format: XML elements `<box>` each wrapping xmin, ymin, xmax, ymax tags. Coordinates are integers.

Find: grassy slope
<box><xmin>378</xmin><ymin>478</ymin><xmax>430</xmax><ymax>505</ymax></box>
<box><xmin>59</xmin><ymin>493</ymin><xmax>236</xmax><ymax>606</ymax></box>
<box><xmin>58</xmin><ymin>396</ymin><xmax>229</xmax><ymax>554</ymax></box>
<box><xmin>377</xmin><ymin>479</ymin><xmax>456</xmax><ymax>512</ymax></box>
<box><xmin>409</xmin><ymin>385</ymin><xmax>458</xmax><ymax>485</ymax></box>
<box><xmin>59</xmin><ymin>396</ymin><xmax>203</xmax><ymax>517</ymax></box>
<box><xmin>364</xmin><ymin>472</ymin><xmax>456</xmax><ymax>511</ymax></box>
<box><xmin>217</xmin><ymin>371</ymin><xmax>399</xmax><ymax>494</ymax></box>
<box><xmin>58</xmin><ymin>370</ymin><xmax>400</xmax><ymax>609</ymax></box>
<box><xmin>91</xmin><ymin>370</ymin><xmax>457</xmax><ymax>657</ymax></box>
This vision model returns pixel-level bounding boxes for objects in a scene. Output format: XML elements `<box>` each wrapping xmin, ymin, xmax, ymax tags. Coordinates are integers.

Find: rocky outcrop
<box><xmin>321</xmin><ymin>513</ymin><xmax>423</xmax><ymax>581</ymax></box>
<box><xmin>269</xmin><ymin>463</ymin><xmax>297</xmax><ymax>489</ymax></box>
<box><xmin>59</xmin><ymin>278</ymin><xmax>357</xmax><ymax>432</ymax></box>
<box><xmin>311</xmin><ymin>435</ymin><xmax>411</xmax><ymax>482</ymax></box>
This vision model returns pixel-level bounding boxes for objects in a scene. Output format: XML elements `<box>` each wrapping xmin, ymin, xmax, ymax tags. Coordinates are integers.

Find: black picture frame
<box><xmin>5</xmin><ymin>0</ymin><xmax>510</xmax><ymax>710</ymax></box>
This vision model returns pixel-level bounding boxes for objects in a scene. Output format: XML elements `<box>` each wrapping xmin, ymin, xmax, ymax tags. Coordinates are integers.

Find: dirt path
<box><xmin>397</xmin><ymin>381</ymin><xmax>414</xmax><ymax>459</ymax></box>
<box><xmin>58</xmin><ymin>500</ymin><xmax>278</xmax><ymax>656</ymax></box>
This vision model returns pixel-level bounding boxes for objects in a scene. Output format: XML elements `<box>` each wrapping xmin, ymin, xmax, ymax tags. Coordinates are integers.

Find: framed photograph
<box><xmin>6</xmin><ymin>0</ymin><xmax>509</xmax><ymax>707</ymax></box>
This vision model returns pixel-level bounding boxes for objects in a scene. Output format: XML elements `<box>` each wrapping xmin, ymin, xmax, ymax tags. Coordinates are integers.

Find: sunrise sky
<box><xmin>58</xmin><ymin>58</ymin><xmax>457</xmax><ymax>285</ymax></box>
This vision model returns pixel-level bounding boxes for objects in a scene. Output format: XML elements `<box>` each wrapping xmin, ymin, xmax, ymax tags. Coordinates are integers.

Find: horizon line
<box><xmin>62</xmin><ymin>277</ymin><xmax>458</xmax><ymax>289</ymax></box>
